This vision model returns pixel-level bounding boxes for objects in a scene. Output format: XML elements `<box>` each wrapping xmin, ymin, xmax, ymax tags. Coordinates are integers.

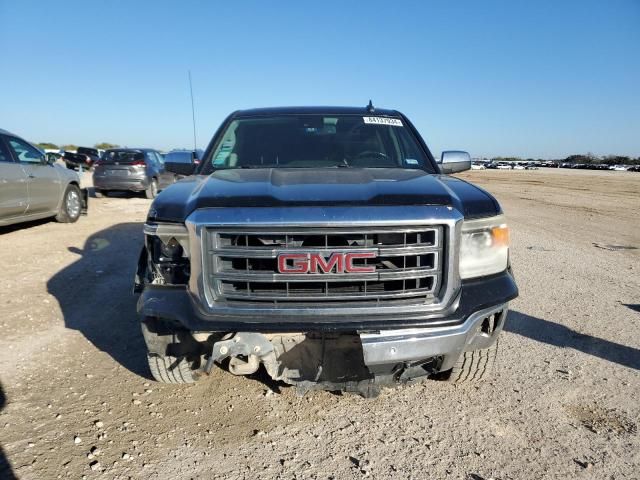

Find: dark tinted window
<box><xmin>0</xmin><ymin>137</ymin><xmax>14</xmax><ymax>163</ymax></box>
<box><xmin>164</xmin><ymin>151</ymin><xmax>193</xmax><ymax>164</ymax></box>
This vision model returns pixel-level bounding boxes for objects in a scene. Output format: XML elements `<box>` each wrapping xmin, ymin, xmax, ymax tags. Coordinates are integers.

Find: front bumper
<box><xmin>360</xmin><ymin>304</ymin><xmax>507</xmax><ymax>367</ymax></box>
<box><xmin>137</xmin><ymin>270</ymin><xmax>518</xmax><ymax>332</ymax></box>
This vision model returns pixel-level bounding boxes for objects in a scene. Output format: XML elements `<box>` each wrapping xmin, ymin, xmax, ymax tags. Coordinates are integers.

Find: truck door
<box><xmin>0</xmin><ymin>135</ymin><xmax>29</xmax><ymax>221</ymax></box>
<box><xmin>6</xmin><ymin>136</ymin><xmax>62</xmax><ymax>214</ymax></box>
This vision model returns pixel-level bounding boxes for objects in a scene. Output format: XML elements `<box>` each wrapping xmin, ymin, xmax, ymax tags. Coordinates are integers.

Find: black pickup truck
<box><xmin>134</xmin><ymin>106</ymin><xmax>518</xmax><ymax>397</ymax></box>
<box><xmin>63</xmin><ymin>147</ymin><xmax>100</xmax><ymax>170</ymax></box>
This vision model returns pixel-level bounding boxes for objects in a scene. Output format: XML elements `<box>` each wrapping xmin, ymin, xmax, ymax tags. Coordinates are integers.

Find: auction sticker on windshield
<box><xmin>363</xmin><ymin>117</ymin><xmax>403</xmax><ymax>127</ymax></box>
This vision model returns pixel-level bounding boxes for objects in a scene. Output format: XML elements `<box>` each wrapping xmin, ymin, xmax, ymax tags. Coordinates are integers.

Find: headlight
<box><xmin>459</xmin><ymin>215</ymin><xmax>509</xmax><ymax>279</ymax></box>
<box><xmin>143</xmin><ymin>223</ymin><xmax>190</xmax><ymax>285</ymax></box>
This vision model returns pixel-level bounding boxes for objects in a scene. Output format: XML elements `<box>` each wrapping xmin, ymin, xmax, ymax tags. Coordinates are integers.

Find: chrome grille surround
<box><xmin>208</xmin><ymin>227</ymin><xmax>442</xmax><ymax>302</ymax></box>
<box><xmin>186</xmin><ymin>206</ymin><xmax>463</xmax><ymax>317</ymax></box>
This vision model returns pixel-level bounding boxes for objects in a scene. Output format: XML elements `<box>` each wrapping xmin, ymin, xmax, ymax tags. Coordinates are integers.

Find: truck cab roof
<box><xmin>233</xmin><ymin>106</ymin><xmax>401</xmax><ymax>118</ymax></box>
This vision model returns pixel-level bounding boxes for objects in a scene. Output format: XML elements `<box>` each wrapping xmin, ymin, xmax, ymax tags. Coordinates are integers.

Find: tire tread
<box><xmin>445</xmin><ymin>340</ymin><xmax>499</xmax><ymax>384</ymax></box>
<box><xmin>147</xmin><ymin>354</ymin><xmax>195</xmax><ymax>384</ymax></box>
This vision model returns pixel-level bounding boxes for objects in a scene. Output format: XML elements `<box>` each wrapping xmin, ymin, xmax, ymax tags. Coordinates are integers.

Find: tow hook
<box><xmin>204</xmin><ymin>333</ymin><xmax>274</xmax><ymax>374</ymax></box>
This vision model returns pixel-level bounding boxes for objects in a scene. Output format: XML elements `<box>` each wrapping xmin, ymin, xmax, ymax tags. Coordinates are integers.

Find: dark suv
<box><xmin>93</xmin><ymin>148</ymin><xmax>175</xmax><ymax>198</ymax></box>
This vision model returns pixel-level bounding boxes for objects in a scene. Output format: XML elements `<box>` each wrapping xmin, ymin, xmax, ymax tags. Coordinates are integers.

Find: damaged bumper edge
<box><xmin>359</xmin><ymin>304</ymin><xmax>508</xmax><ymax>367</ymax></box>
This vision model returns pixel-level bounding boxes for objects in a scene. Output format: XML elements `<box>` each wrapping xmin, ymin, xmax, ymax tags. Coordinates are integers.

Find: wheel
<box><xmin>145</xmin><ymin>179</ymin><xmax>158</xmax><ymax>199</ymax></box>
<box><xmin>439</xmin><ymin>340</ymin><xmax>499</xmax><ymax>383</ymax></box>
<box><xmin>55</xmin><ymin>184</ymin><xmax>82</xmax><ymax>223</ymax></box>
<box><xmin>147</xmin><ymin>354</ymin><xmax>196</xmax><ymax>384</ymax></box>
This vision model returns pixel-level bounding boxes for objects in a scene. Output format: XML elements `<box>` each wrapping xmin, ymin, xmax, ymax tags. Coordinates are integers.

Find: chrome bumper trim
<box><xmin>359</xmin><ymin>304</ymin><xmax>508</xmax><ymax>366</ymax></box>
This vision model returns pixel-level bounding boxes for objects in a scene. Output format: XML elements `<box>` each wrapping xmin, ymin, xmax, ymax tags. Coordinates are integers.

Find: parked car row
<box><xmin>482</xmin><ymin>162</ymin><xmax>540</xmax><ymax>170</ymax></box>
<box><xmin>0</xmin><ymin>128</ymin><xmax>205</xmax><ymax>228</ymax></box>
<box><xmin>61</xmin><ymin>148</ymin><xmax>202</xmax><ymax>172</ymax></box>
<box><xmin>559</xmin><ymin>163</ymin><xmax>639</xmax><ymax>171</ymax></box>
<box><xmin>92</xmin><ymin>148</ymin><xmax>202</xmax><ymax>198</ymax></box>
<box><xmin>472</xmin><ymin>161</ymin><xmax>639</xmax><ymax>171</ymax></box>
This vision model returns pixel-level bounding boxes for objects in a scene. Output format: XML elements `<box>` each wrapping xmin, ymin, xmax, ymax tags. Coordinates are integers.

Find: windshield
<box><xmin>201</xmin><ymin>115</ymin><xmax>432</xmax><ymax>174</ymax></box>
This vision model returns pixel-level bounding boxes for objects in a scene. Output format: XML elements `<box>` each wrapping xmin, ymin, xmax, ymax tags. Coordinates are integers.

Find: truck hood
<box><xmin>148</xmin><ymin>168</ymin><xmax>500</xmax><ymax>222</ymax></box>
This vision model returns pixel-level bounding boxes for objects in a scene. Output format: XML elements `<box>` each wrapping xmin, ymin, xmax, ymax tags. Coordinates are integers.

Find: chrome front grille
<box><xmin>204</xmin><ymin>226</ymin><xmax>445</xmax><ymax>304</ymax></box>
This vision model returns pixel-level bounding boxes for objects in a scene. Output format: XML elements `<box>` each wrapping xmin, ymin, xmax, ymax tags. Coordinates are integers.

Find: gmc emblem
<box><xmin>277</xmin><ymin>252</ymin><xmax>376</xmax><ymax>274</ymax></box>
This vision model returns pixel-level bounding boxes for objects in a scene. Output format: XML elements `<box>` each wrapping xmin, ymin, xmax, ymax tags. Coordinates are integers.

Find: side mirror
<box><xmin>45</xmin><ymin>153</ymin><xmax>57</xmax><ymax>165</ymax></box>
<box><xmin>165</xmin><ymin>162</ymin><xmax>196</xmax><ymax>176</ymax></box>
<box><xmin>438</xmin><ymin>150</ymin><xmax>471</xmax><ymax>174</ymax></box>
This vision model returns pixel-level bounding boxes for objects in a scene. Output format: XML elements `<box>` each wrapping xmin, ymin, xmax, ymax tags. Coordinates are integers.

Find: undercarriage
<box><xmin>141</xmin><ymin>304</ymin><xmax>508</xmax><ymax>398</ymax></box>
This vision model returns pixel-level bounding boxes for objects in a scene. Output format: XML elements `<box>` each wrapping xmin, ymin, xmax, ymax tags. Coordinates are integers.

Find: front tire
<box><xmin>440</xmin><ymin>340</ymin><xmax>499</xmax><ymax>383</ymax></box>
<box><xmin>147</xmin><ymin>354</ymin><xmax>196</xmax><ymax>384</ymax></box>
<box><xmin>145</xmin><ymin>179</ymin><xmax>158</xmax><ymax>199</ymax></box>
<box><xmin>55</xmin><ymin>184</ymin><xmax>82</xmax><ymax>223</ymax></box>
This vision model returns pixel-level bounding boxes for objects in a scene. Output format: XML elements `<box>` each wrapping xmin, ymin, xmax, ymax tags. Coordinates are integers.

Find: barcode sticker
<box><xmin>363</xmin><ymin>117</ymin><xmax>403</xmax><ymax>127</ymax></box>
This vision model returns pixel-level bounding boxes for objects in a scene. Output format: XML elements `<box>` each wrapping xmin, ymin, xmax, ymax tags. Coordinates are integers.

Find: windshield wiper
<box><xmin>325</xmin><ymin>158</ymin><xmax>352</xmax><ymax>168</ymax></box>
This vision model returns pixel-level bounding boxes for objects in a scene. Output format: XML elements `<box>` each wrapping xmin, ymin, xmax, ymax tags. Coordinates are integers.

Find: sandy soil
<box><xmin>1</xmin><ymin>169</ymin><xmax>638</xmax><ymax>479</ymax></box>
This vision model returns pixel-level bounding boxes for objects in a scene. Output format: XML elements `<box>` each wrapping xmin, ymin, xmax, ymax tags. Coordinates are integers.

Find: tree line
<box><xmin>36</xmin><ymin>142</ymin><xmax>119</xmax><ymax>151</ymax></box>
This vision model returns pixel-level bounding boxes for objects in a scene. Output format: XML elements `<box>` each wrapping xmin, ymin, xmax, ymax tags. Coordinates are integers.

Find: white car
<box><xmin>496</xmin><ymin>163</ymin><xmax>512</xmax><ymax>170</ymax></box>
<box><xmin>471</xmin><ymin>163</ymin><xmax>486</xmax><ymax>170</ymax></box>
<box><xmin>612</xmin><ymin>165</ymin><xmax>628</xmax><ymax>171</ymax></box>
<box><xmin>513</xmin><ymin>164</ymin><xmax>526</xmax><ymax>170</ymax></box>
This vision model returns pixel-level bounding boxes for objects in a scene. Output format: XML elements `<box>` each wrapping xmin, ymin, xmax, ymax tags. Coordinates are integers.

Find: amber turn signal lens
<box><xmin>491</xmin><ymin>225</ymin><xmax>510</xmax><ymax>247</ymax></box>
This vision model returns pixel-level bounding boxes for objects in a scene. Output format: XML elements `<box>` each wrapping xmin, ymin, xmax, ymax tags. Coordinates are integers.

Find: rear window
<box><xmin>102</xmin><ymin>150</ymin><xmax>145</xmax><ymax>164</ymax></box>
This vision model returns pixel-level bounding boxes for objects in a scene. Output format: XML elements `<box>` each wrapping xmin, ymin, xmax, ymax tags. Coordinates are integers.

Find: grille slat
<box><xmin>210</xmin><ymin>245</ymin><xmax>439</xmax><ymax>258</ymax></box>
<box><xmin>210</xmin><ymin>267</ymin><xmax>441</xmax><ymax>283</ymax></box>
<box><xmin>205</xmin><ymin>226</ymin><xmax>444</xmax><ymax>304</ymax></box>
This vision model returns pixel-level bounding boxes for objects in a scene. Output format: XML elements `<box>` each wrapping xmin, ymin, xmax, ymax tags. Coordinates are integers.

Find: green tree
<box><xmin>564</xmin><ymin>153</ymin><xmax>599</xmax><ymax>165</ymax></box>
<box><xmin>36</xmin><ymin>142</ymin><xmax>59</xmax><ymax>150</ymax></box>
<box><xmin>601</xmin><ymin>155</ymin><xmax>631</xmax><ymax>166</ymax></box>
<box><xmin>61</xmin><ymin>144</ymin><xmax>78</xmax><ymax>152</ymax></box>
<box><xmin>94</xmin><ymin>142</ymin><xmax>119</xmax><ymax>150</ymax></box>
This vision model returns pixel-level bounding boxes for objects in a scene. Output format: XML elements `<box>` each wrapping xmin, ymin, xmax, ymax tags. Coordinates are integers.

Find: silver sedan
<box><xmin>0</xmin><ymin>129</ymin><xmax>87</xmax><ymax>227</ymax></box>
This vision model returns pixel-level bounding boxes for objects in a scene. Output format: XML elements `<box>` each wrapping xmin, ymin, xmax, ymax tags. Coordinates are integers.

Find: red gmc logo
<box><xmin>277</xmin><ymin>252</ymin><xmax>376</xmax><ymax>274</ymax></box>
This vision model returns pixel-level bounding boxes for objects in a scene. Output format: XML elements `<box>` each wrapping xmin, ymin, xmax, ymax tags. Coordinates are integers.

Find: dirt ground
<box><xmin>1</xmin><ymin>169</ymin><xmax>639</xmax><ymax>479</ymax></box>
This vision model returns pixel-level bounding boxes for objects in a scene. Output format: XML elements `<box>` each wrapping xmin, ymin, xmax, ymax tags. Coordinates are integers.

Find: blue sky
<box><xmin>1</xmin><ymin>0</ymin><xmax>638</xmax><ymax>158</ymax></box>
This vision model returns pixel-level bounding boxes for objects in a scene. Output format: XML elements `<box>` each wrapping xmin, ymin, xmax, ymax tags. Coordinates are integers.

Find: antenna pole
<box><xmin>188</xmin><ymin>70</ymin><xmax>197</xmax><ymax>150</ymax></box>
